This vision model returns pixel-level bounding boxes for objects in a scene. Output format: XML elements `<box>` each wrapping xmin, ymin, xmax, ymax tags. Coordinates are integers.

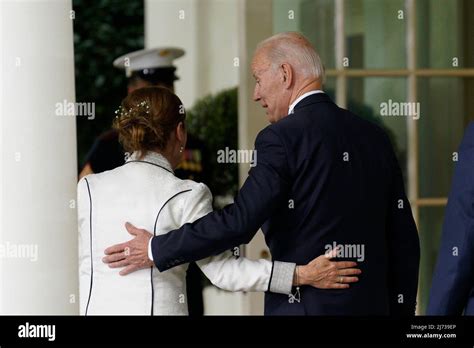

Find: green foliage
<box><xmin>186</xmin><ymin>87</ymin><xmax>239</xmax><ymax>198</ymax></box>
<box><xmin>73</xmin><ymin>0</ymin><xmax>144</xmax><ymax>168</ymax></box>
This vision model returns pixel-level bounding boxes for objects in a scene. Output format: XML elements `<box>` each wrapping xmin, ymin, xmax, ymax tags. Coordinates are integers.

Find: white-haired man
<box><xmin>104</xmin><ymin>32</ymin><xmax>420</xmax><ymax>315</ymax></box>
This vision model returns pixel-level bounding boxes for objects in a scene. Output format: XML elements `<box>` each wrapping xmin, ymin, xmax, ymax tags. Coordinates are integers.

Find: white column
<box><xmin>0</xmin><ymin>0</ymin><xmax>78</xmax><ymax>314</ymax></box>
<box><xmin>145</xmin><ymin>0</ymin><xmax>199</xmax><ymax>107</ymax></box>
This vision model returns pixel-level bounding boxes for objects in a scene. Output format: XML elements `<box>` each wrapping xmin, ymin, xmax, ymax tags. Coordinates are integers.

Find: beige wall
<box><xmin>145</xmin><ymin>0</ymin><xmax>239</xmax><ymax>109</ymax></box>
<box><xmin>237</xmin><ymin>0</ymin><xmax>274</xmax><ymax>315</ymax></box>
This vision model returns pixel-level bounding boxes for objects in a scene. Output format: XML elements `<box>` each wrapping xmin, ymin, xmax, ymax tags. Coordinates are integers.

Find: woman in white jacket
<box><xmin>78</xmin><ymin>86</ymin><xmax>360</xmax><ymax>315</ymax></box>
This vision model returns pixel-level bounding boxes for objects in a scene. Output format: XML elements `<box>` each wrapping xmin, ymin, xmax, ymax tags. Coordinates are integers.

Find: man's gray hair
<box><xmin>256</xmin><ymin>32</ymin><xmax>325</xmax><ymax>83</ymax></box>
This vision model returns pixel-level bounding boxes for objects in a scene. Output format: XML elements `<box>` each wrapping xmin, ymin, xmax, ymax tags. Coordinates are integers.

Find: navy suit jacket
<box><xmin>428</xmin><ymin>122</ymin><xmax>474</xmax><ymax>315</ymax></box>
<box><xmin>152</xmin><ymin>93</ymin><xmax>420</xmax><ymax>315</ymax></box>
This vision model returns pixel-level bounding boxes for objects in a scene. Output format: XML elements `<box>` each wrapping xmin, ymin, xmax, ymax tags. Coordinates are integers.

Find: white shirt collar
<box><xmin>127</xmin><ymin>151</ymin><xmax>174</xmax><ymax>173</ymax></box>
<box><xmin>288</xmin><ymin>90</ymin><xmax>324</xmax><ymax>115</ymax></box>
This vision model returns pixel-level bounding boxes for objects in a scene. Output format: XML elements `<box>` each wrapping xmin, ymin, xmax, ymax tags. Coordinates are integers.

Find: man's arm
<box><xmin>145</xmin><ymin>181</ymin><xmax>361</xmax><ymax>293</ymax></box>
<box><xmin>385</xmin><ymin>135</ymin><xmax>420</xmax><ymax>316</ymax></box>
<box><xmin>177</xmin><ymin>181</ymin><xmax>297</xmax><ymax>295</ymax></box>
<box><xmin>152</xmin><ymin>127</ymin><xmax>290</xmax><ymax>272</ymax></box>
<box><xmin>427</xmin><ymin>124</ymin><xmax>474</xmax><ymax>315</ymax></box>
<box><xmin>104</xmin><ymin>126</ymin><xmax>362</xmax><ymax>287</ymax></box>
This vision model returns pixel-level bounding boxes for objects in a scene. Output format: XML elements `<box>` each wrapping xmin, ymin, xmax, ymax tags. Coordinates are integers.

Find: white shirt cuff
<box><xmin>148</xmin><ymin>237</ymin><xmax>154</xmax><ymax>262</ymax></box>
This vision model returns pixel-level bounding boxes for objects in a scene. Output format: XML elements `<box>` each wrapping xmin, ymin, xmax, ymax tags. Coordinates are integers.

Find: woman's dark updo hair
<box><xmin>113</xmin><ymin>86</ymin><xmax>185</xmax><ymax>158</ymax></box>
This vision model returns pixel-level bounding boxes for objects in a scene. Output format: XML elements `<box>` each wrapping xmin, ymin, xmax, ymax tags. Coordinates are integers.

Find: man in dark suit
<box><xmin>427</xmin><ymin>123</ymin><xmax>474</xmax><ymax>315</ymax></box>
<box><xmin>103</xmin><ymin>32</ymin><xmax>420</xmax><ymax>315</ymax></box>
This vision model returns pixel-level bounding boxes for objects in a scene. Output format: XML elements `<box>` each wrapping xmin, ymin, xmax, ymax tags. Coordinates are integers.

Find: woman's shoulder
<box><xmin>178</xmin><ymin>181</ymin><xmax>213</xmax><ymax>223</ymax></box>
<box><xmin>175</xmin><ymin>179</ymin><xmax>212</xmax><ymax>199</ymax></box>
<box><xmin>77</xmin><ymin>173</ymin><xmax>96</xmax><ymax>190</ymax></box>
<box><xmin>77</xmin><ymin>165</ymin><xmax>122</xmax><ymax>186</ymax></box>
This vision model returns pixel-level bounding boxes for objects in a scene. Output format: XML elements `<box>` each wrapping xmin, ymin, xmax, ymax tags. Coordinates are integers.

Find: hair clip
<box><xmin>115</xmin><ymin>100</ymin><xmax>151</xmax><ymax>118</ymax></box>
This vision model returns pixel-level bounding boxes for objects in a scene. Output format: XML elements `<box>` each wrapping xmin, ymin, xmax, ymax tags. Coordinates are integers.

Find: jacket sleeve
<box><xmin>151</xmin><ymin>127</ymin><xmax>290</xmax><ymax>272</ymax></box>
<box><xmin>384</xmin><ymin>134</ymin><xmax>420</xmax><ymax>316</ymax></box>
<box><xmin>427</xmin><ymin>123</ymin><xmax>474</xmax><ymax>315</ymax></box>
<box><xmin>182</xmin><ymin>183</ymin><xmax>295</xmax><ymax>294</ymax></box>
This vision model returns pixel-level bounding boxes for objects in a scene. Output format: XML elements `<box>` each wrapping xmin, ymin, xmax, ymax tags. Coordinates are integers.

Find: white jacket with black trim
<box><xmin>78</xmin><ymin>151</ymin><xmax>294</xmax><ymax>315</ymax></box>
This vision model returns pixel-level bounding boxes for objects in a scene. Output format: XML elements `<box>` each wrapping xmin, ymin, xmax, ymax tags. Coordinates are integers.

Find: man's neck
<box><xmin>289</xmin><ymin>80</ymin><xmax>322</xmax><ymax>107</ymax></box>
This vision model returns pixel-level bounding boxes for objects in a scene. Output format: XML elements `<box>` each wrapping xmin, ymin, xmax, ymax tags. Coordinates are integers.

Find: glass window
<box><xmin>345</xmin><ymin>0</ymin><xmax>406</xmax><ymax>69</ymax></box>
<box><xmin>273</xmin><ymin>0</ymin><xmax>336</xmax><ymax>69</ymax></box>
<box><xmin>323</xmin><ymin>76</ymin><xmax>337</xmax><ymax>101</ymax></box>
<box><xmin>417</xmin><ymin>0</ymin><xmax>474</xmax><ymax>69</ymax></box>
<box><xmin>418</xmin><ymin>207</ymin><xmax>446</xmax><ymax>314</ymax></box>
<box><xmin>418</xmin><ymin>78</ymin><xmax>473</xmax><ymax>198</ymax></box>
<box><xmin>347</xmin><ymin>77</ymin><xmax>408</xmax><ymax>177</ymax></box>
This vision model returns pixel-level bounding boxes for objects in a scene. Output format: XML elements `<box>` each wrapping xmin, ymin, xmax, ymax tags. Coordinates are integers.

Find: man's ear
<box><xmin>281</xmin><ymin>63</ymin><xmax>293</xmax><ymax>89</ymax></box>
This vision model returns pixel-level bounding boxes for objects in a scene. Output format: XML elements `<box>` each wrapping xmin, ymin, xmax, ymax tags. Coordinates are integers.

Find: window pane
<box><xmin>345</xmin><ymin>0</ymin><xmax>406</xmax><ymax>69</ymax></box>
<box><xmin>346</xmin><ymin>77</ymin><xmax>408</xmax><ymax>179</ymax></box>
<box><xmin>323</xmin><ymin>76</ymin><xmax>336</xmax><ymax>101</ymax></box>
<box><xmin>418</xmin><ymin>78</ymin><xmax>474</xmax><ymax>198</ymax></box>
<box><xmin>273</xmin><ymin>0</ymin><xmax>336</xmax><ymax>69</ymax></box>
<box><xmin>417</xmin><ymin>0</ymin><xmax>474</xmax><ymax>68</ymax></box>
<box><xmin>272</xmin><ymin>0</ymin><xmax>301</xmax><ymax>32</ymax></box>
<box><xmin>418</xmin><ymin>207</ymin><xmax>445</xmax><ymax>315</ymax></box>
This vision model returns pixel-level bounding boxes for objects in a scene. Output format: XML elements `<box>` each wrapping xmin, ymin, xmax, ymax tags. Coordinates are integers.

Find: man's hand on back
<box><xmin>102</xmin><ymin>222</ymin><xmax>154</xmax><ymax>275</ymax></box>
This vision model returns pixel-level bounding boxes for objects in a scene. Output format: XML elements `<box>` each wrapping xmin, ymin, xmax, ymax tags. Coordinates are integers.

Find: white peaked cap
<box><xmin>113</xmin><ymin>47</ymin><xmax>185</xmax><ymax>77</ymax></box>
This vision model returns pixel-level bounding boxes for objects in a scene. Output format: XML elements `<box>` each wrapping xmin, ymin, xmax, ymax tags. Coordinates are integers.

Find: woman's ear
<box><xmin>176</xmin><ymin>121</ymin><xmax>187</xmax><ymax>147</ymax></box>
